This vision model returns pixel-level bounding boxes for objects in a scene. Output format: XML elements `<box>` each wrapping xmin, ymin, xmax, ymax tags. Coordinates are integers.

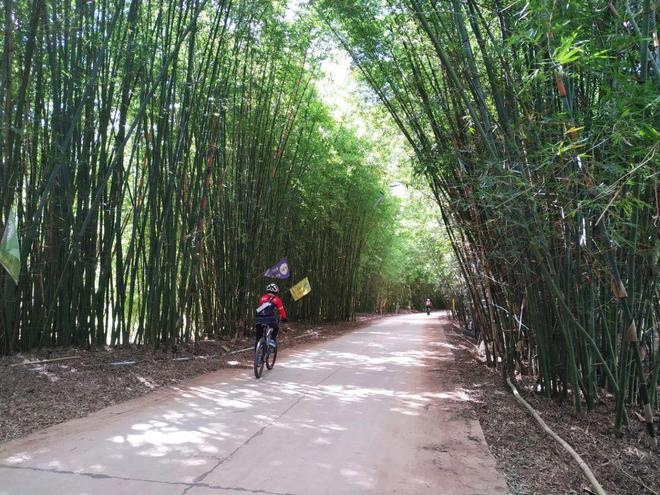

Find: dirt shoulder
<box><xmin>0</xmin><ymin>315</ymin><xmax>383</xmax><ymax>445</ymax></box>
<box><xmin>443</xmin><ymin>318</ymin><xmax>659</xmax><ymax>495</ymax></box>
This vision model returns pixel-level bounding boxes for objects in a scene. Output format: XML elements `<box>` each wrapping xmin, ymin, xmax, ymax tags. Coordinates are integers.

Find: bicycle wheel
<box><xmin>266</xmin><ymin>341</ymin><xmax>277</xmax><ymax>370</ymax></box>
<box><xmin>254</xmin><ymin>339</ymin><xmax>266</xmax><ymax>379</ymax></box>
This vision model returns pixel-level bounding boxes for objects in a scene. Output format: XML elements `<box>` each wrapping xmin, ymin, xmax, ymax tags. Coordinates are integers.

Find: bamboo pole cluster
<box><xmin>0</xmin><ymin>1</ymin><xmax>388</xmax><ymax>353</ymax></box>
<box><xmin>320</xmin><ymin>0</ymin><xmax>659</xmax><ymax>431</ymax></box>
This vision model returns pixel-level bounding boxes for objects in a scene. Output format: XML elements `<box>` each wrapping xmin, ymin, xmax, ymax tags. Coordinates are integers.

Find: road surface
<box><xmin>0</xmin><ymin>313</ymin><xmax>508</xmax><ymax>495</ymax></box>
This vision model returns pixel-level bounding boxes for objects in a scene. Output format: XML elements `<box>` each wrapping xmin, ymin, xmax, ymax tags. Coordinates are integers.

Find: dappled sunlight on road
<box><xmin>0</xmin><ymin>313</ymin><xmax>499</xmax><ymax>495</ymax></box>
<box><xmin>3</xmin><ymin>452</ymin><xmax>33</xmax><ymax>465</ymax></box>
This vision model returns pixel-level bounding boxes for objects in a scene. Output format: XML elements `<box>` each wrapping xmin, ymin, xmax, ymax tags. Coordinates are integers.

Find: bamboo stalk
<box><xmin>10</xmin><ymin>356</ymin><xmax>80</xmax><ymax>367</ymax></box>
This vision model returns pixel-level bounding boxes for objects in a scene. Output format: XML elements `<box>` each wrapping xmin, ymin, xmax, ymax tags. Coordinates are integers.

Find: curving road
<box><xmin>0</xmin><ymin>313</ymin><xmax>508</xmax><ymax>495</ymax></box>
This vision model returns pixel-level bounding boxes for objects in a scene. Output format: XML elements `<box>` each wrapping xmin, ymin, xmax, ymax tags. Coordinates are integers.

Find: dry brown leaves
<box><xmin>443</xmin><ymin>322</ymin><xmax>660</xmax><ymax>495</ymax></box>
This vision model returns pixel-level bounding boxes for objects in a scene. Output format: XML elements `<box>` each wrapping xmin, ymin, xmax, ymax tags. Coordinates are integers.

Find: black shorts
<box><xmin>255</xmin><ymin>323</ymin><xmax>279</xmax><ymax>346</ymax></box>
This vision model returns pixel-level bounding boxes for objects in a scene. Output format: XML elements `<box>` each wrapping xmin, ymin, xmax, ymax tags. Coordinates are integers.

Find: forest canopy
<box><xmin>0</xmin><ymin>0</ymin><xmax>658</xmax><ymax>433</ymax></box>
<box><xmin>0</xmin><ymin>0</ymin><xmax>452</xmax><ymax>355</ymax></box>
<box><xmin>316</xmin><ymin>0</ymin><xmax>659</xmax><ymax>431</ymax></box>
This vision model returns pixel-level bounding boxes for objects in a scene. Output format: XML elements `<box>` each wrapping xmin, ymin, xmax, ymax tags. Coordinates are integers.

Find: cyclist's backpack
<box><xmin>256</xmin><ymin>295</ymin><xmax>276</xmax><ymax>319</ymax></box>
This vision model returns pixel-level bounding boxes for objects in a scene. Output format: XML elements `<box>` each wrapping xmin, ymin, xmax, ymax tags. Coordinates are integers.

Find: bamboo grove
<box><xmin>319</xmin><ymin>0</ymin><xmax>659</xmax><ymax>433</ymax></box>
<box><xmin>0</xmin><ymin>1</ymin><xmax>403</xmax><ymax>354</ymax></box>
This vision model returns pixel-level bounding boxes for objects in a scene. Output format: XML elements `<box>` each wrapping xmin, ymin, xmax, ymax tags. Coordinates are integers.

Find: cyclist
<box><xmin>425</xmin><ymin>298</ymin><xmax>432</xmax><ymax>314</ymax></box>
<box><xmin>255</xmin><ymin>283</ymin><xmax>287</xmax><ymax>350</ymax></box>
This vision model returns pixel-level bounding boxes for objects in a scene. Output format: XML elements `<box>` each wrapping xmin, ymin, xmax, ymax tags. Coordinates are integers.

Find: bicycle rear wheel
<box><xmin>254</xmin><ymin>339</ymin><xmax>266</xmax><ymax>378</ymax></box>
<box><xmin>266</xmin><ymin>342</ymin><xmax>277</xmax><ymax>370</ymax></box>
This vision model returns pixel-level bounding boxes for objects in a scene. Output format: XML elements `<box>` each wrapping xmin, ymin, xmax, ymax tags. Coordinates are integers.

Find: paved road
<box><xmin>0</xmin><ymin>313</ymin><xmax>508</xmax><ymax>495</ymax></box>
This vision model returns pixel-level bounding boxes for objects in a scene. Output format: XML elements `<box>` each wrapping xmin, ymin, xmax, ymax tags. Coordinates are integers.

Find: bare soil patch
<box><xmin>0</xmin><ymin>315</ymin><xmax>383</xmax><ymax>445</ymax></box>
<box><xmin>443</xmin><ymin>319</ymin><xmax>660</xmax><ymax>495</ymax></box>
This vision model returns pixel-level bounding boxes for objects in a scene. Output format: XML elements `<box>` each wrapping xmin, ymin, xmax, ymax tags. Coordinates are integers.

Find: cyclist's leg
<box><xmin>271</xmin><ymin>323</ymin><xmax>279</xmax><ymax>345</ymax></box>
<box><xmin>255</xmin><ymin>324</ymin><xmax>265</xmax><ymax>350</ymax></box>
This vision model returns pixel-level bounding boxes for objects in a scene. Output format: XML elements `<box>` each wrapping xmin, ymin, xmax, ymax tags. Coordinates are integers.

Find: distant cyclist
<box><xmin>255</xmin><ymin>283</ymin><xmax>287</xmax><ymax>350</ymax></box>
<box><xmin>425</xmin><ymin>298</ymin><xmax>432</xmax><ymax>315</ymax></box>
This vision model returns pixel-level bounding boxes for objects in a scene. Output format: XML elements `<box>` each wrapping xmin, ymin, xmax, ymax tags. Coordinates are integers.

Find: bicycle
<box><xmin>254</xmin><ymin>325</ymin><xmax>277</xmax><ymax>379</ymax></box>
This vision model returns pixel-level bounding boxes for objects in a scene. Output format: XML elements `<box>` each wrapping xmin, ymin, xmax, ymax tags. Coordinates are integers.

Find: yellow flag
<box><xmin>290</xmin><ymin>277</ymin><xmax>311</xmax><ymax>301</ymax></box>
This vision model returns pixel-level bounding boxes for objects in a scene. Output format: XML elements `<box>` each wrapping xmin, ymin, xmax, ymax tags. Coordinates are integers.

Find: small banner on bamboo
<box><xmin>290</xmin><ymin>277</ymin><xmax>311</xmax><ymax>302</ymax></box>
<box><xmin>264</xmin><ymin>257</ymin><xmax>290</xmax><ymax>279</ymax></box>
<box><xmin>0</xmin><ymin>203</ymin><xmax>21</xmax><ymax>285</ymax></box>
